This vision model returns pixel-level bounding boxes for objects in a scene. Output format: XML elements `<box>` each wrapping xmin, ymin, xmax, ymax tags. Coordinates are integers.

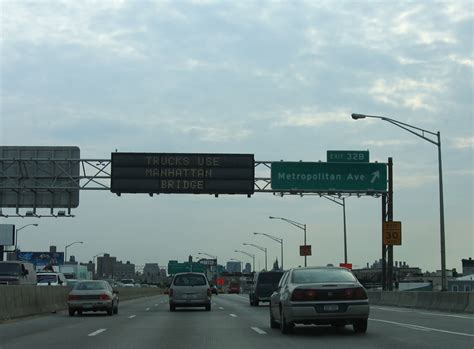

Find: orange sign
<box><xmin>299</xmin><ymin>245</ymin><xmax>312</xmax><ymax>256</ymax></box>
<box><xmin>383</xmin><ymin>221</ymin><xmax>402</xmax><ymax>245</ymax></box>
<box><xmin>339</xmin><ymin>263</ymin><xmax>353</xmax><ymax>270</ymax></box>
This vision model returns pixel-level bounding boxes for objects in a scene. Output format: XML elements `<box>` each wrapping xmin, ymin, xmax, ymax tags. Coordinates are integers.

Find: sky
<box><xmin>0</xmin><ymin>0</ymin><xmax>472</xmax><ymax>274</ymax></box>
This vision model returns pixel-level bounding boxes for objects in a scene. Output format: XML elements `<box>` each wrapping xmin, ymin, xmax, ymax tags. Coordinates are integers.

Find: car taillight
<box><xmin>68</xmin><ymin>295</ymin><xmax>79</xmax><ymax>301</ymax></box>
<box><xmin>344</xmin><ymin>287</ymin><xmax>367</xmax><ymax>300</ymax></box>
<box><xmin>99</xmin><ymin>294</ymin><xmax>111</xmax><ymax>300</ymax></box>
<box><xmin>291</xmin><ymin>289</ymin><xmax>318</xmax><ymax>301</ymax></box>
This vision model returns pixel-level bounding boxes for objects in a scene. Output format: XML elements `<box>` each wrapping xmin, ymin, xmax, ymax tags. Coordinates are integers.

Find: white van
<box><xmin>37</xmin><ymin>272</ymin><xmax>68</xmax><ymax>286</ymax></box>
<box><xmin>0</xmin><ymin>261</ymin><xmax>37</xmax><ymax>285</ymax></box>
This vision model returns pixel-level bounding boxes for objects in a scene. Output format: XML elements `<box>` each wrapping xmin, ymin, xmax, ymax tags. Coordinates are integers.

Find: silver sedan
<box><xmin>269</xmin><ymin>267</ymin><xmax>369</xmax><ymax>334</ymax></box>
<box><xmin>67</xmin><ymin>280</ymin><xmax>119</xmax><ymax>316</ymax></box>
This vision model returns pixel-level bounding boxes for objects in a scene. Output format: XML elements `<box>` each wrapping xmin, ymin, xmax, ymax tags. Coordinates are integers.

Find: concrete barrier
<box><xmin>367</xmin><ymin>291</ymin><xmax>382</xmax><ymax>304</ymax></box>
<box><xmin>398</xmin><ymin>291</ymin><xmax>418</xmax><ymax>308</ymax></box>
<box><xmin>380</xmin><ymin>291</ymin><xmax>401</xmax><ymax>306</ymax></box>
<box><xmin>465</xmin><ymin>293</ymin><xmax>474</xmax><ymax>313</ymax></box>
<box><xmin>0</xmin><ymin>285</ymin><xmax>162</xmax><ymax>321</ymax></box>
<box><xmin>415</xmin><ymin>291</ymin><xmax>435</xmax><ymax>309</ymax></box>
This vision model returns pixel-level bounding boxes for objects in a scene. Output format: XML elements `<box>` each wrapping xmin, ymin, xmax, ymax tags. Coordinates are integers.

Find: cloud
<box><xmin>452</xmin><ymin>137</ymin><xmax>474</xmax><ymax>149</ymax></box>
<box><xmin>272</xmin><ymin>108</ymin><xmax>349</xmax><ymax>128</ymax></box>
<box><xmin>361</xmin><ymin>139</ymin><xmax>417</xmax><ymax>147</ymax></box>
<box><xmin>369</xmin><ymin>78</ymin><xmax>444</xmax><ymax>112</ymax></box>
<box><xmin>181</xmin><ymin>126</ymin><xmax>252</xmax><ymax>142</ymax></box>
<box><xmin>449</xmin><ymin>55</ymin><xmax>474</xmax><ymax>68</ymax></box>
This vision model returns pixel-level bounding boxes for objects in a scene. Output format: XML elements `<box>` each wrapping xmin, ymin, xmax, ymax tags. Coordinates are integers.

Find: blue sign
<box><xmin>18</xmin><ymin>252</ymin><xmax>64</xmax><ymax>267</ymax></box>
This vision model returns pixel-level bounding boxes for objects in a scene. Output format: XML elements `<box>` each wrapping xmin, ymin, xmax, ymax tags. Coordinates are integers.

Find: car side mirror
<box><xmin>59</xmin><ymin>280</ymin><xmax>63</xmax><ymax>285</ymax></box>
<box><xmin>113</xmin><ymin>290</ymin><xmax>119</xmax><ymax>294</ymax></box>
<box><xmin>23</xmin><ymin>269</ymin><xmax>29</xmax><ymax>276</ymax></box>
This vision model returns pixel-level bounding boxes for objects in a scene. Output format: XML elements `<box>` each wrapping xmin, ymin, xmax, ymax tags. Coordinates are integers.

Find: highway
<box><xmin>0</xmin><ymin>294</ymin><xmax>473</xmax><ymax>349</ymax></box>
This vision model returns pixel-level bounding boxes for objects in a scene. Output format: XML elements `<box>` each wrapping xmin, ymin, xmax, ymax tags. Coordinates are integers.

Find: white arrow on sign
<box><xmin>371</xmin><ymin>171</ymin><xmax>380</xmax><ymax>183</ymax></box>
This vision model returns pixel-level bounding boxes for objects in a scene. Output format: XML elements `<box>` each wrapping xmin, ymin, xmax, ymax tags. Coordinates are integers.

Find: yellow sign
<box><xmin>383</xmin><ymin>221</ymin><xmax>402</xmax><ymax>245</ymax></box>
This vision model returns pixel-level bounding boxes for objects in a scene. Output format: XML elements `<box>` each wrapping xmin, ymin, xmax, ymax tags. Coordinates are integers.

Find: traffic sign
<box><xmin>327</xmin><ymin>150</ymin><xmax>369</xmax><ymax>163</ymax></box>
<box><xmin>339</xmin><ymin>263</ymin><xmax>353</xmax><ymax>269</ymax></box>
<box><xmin>383</xmin><ymin>221</ymin><xmax>402</xmax><ymax>245</ymax></box>
<box><xmin>299</xmin><ymin>245</ymin><xmax>312</xmax><ymax>256</ymax></box>
<box><xmin>111</xmin><ymin>152</ymin><xmax>255</xmax><ymax>195</ymax></box>
<box><xmin>271</xmin><ymin>162</ymin><xmax>387</xmax><ymax>192</ymax></box>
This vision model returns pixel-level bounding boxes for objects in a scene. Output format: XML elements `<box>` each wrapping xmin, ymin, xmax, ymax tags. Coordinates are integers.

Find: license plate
<box><xmin>82</xmin><ymin>304</ymin><xmax>93</xmax><ymax>309</ymax></box>
<box><xmin>324</xmin><ymin>304</ymin><xmax>339</xmax><ymax>312</ymax></box>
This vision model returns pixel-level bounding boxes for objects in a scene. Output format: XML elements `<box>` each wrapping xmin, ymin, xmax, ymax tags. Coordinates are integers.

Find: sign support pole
<box><xmin>381</xmin><ymin>194</ymin><xmax>387</xmax><ymax>290</ymax></box>
<box><xmin>387</xmin><ymin>158</ymin><xmax>394</xmax><ymax>291</ymax></box>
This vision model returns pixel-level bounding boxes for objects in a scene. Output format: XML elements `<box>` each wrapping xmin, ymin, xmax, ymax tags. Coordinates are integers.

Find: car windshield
<box><xmin>291</xmin><ymin>269</ymin><xmax>357</xmax><ymax>284</ymax></box>
<box><xmin>37</xmin><ymin>274</ymin><xmax>58</xmax><ymax>283</ymax></box>
<box><xmin>174</xmin><ymin>274</ymin><xmax>207</xmax><ymax>286</ymax></box>
<box><xmin>258</xmin><ymin>273</ymin><xmax>283</xmax><ymax>284</ymax></box>
<box><xmin>121</xmin><ymin>279</ymin><xmax>134</xmax><ymax>284</ymax></box>
<box><xmin>74</xmin><ymin>281</ymin><xmax>107</xmax><ymax>291</ymax></box>
<box><xmin>0</xmin><ymin>264</ymin><xmax>21</xmax><ymax>276</ymax></box>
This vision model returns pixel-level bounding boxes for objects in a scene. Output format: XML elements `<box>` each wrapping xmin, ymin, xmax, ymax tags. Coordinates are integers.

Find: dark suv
<box><xmin>249</xmin><ymin>271</ymin><xmax>284</xmax><ymax>306</ymax></box>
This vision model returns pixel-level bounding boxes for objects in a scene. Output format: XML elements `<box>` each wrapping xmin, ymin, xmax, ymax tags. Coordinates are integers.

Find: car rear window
<box><xmin>75</xmin><ymin>281</ymin><xmax>107</xmax><ymax>290</ymax></box>
<box><xmin>37</xmin><ymin>274</ymin><xmax>58</xmax><ymax>283</ymax></box>
<box><xmin>173</xmin><ymin>274</ymin><xmax>207</xmax><ymax>286</ymax></box>
<box><xmin>291</xmin><ymin>269</ymin><xmax>357</xmax><ymax>284</ymax></box>
<box><xmin>258</xmin><ymin>272</ymin><xmax>284</xmax><ymax>284</ymax></box>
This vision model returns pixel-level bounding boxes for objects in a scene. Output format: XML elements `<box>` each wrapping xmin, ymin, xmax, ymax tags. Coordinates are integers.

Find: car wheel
<box><xmin>353</xmin><ymin>319</ymin><xmax>368</xmax><ymax>333</ymax></box>
<box><xmin>170</xmin><ymin>304</ymin><xmax>176</xmax><ymax>312</ymax></box>
<box><xmin>68</xmin><ymin>308</ymin><xmax>75</xmax><ymax>317</ymax></box>
<box><xmin>270</xmin><ymin>306</ymin><xmax>279</xmax><ymax>329</ymax></box>
<box><xmin>205</xmin><ymin>304</ymin><xmax>211</xmax><ymax>311</ymax></box>
<box><xmin>107</xmin><ymin>307</ymin><xmax>113</xmax><ymax>316</ymax></box>
<box><xmin>280</xmin><ymin>308</ymin><xmax>293</xmax><ymax>334</ymax></box>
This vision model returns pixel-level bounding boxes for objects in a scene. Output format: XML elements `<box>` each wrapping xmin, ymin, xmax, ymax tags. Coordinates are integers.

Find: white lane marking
<box><xmin>219</xmin><ymin>307</ymin><xmax>224</xmax><ymax>310</ymax></box>
<box><xmin>145</xmin><ymin>308</ymin><xmax>150</xmax><ymax>311</ymax></box>
<box><xmin>372</xmin><ymin>306</ymin><xmax>413</xmax><ymax>313</ymax></box>
<box><xmin>251</xmin><ymin>327</ymin><xmax>267</xmax><ymax>335</ymax></box>
<box><xmin>370</xmin><ymin>318</ymin><xmax>474</xmax><ymax>337</ymax></box>
<box><xmin>229</xmin><ymin>313</ymin><xmax>238</xmax><ymax>317</ymax></box>
<box><xmin>128</xmin><ymin>315</ymin><xmax>136</xmax><ymax>319</ymax></box>
<box><xmin>154</xmin><ymin>304</ymin><xmax>158</xmax><ymax>306</ymax></box>
<box><xmin>88</xmin><ymin>329</ymin><xmax>106</xmax><ymax>337</ymax></box>
<box><xmin>418</xmin><ymin>312</ymin><xmax>474</xmax><ymax>320</ymax></box>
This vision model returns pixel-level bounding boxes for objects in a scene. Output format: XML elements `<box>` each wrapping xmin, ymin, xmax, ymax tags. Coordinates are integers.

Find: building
<box><xmin>142</xmin><ymin>263</ymin><xmax>162</xmax><ymax>284</ymax></box>
<box><xmin>226</xmin><ymin>261</ymin><xmax>241</xmax><ymax>273</ymax></box>
<box><xmin>113</xmin><ymin>261</ymin><xmax>135</xmax><ymax>280</ymax></box>
<box><xmin>462</xmin><ymin>258</ymin><xmax>474</xmax><ymax>275</ymax></box>
<box><xmin>243</xmin><ymin>263</ymin><xmax>252</xmax><ymax>273</ymax></box>
<box><xmin>97</xmin><ymin>253</ymin><xmax>116</xmax><ymax>279</ymax></box>
<box><xmin>448</xmin><ymin>274</ymin><xmax>474</xmax><ymax>292</ymax></box>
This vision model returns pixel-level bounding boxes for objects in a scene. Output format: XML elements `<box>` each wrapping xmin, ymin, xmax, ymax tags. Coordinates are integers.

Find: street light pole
<box><xmin>254</xmin><ymin>232</ymin><xmax>284</xmax><ymax>270</ymax></box>
<box><xmin>269</xmin><ymin>216</ymin><xmax>307</xmax><ymax>267</ymax></box>
<box><xmin>15</xmin><ymin>224</ymin><xmax>39</xmax><ymax>256</ymax></box>
<box><xmin>243</xmin><ymin>243</ymin><xmax>267</xmax><ymax>271</ymax></box>
<box><xmin>352</xmin><ymin>113</ymin><xmax>447</xmax><ymax>291</ymax></box>
<box><xmin>322</xmin><ymin>196</ymin><xmax>348</xmax><ymax>263</ymax></box>
<box><xmin>235</xmin><ymin>250</ymin><xmax>255</xmax><ymax>272</ymax></box>
<box><xmin>64</xmin><ymin>241</ymin><xmax>83</xmax><ymax>263</ymax></box>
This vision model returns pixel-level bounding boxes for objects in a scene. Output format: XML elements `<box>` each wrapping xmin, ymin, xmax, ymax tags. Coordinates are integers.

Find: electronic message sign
<box><xmin>111</xmin><ymin>153</ymin><xmax>255</xmax><ymax>195</ymax></box>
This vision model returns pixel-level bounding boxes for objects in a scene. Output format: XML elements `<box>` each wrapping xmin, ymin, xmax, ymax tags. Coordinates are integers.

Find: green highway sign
<box><xmin>327</xmin><ymin>150</ymin><xmax>369</xmax><ymax>163</ymax></box>
<box><xmin>271</xmin><ymin>162</ymin><xmax>387</xmax><ymax>192</ymax></box>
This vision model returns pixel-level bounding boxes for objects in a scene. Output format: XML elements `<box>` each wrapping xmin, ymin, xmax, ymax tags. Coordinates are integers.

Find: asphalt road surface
<box><xmin>0</xmin><ymin>294</ymin><xmax>473</xmax><ymax>349</ymax></box>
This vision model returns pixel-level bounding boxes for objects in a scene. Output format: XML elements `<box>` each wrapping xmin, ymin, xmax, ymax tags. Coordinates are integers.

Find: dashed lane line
<box><xmin>219</xmin><ymin>307</ymin><xmax>224</xmax><ymax>310</ymax></box>
<box><xmin>251</xmin><ymin>327</ymin><xmax>267</xmax><ymax>335</ymax></box>
<box><xmin>229</xmin><ymin>314</ymin><xmax>238</xmax><ymax>318</ymax></box>
<box><xmin>145</xmin><ymin>308</ymin><xmax>150</xmax><ymax>311</ymax></box>
<box><xmin>88</xmin><ymin>329</ymin><xmax>107</xmax><ymax>337</ymax></box>
<box><xmin>128</xmin><ymin>315</ymin><xmax>136</xmax><ymax>319</ymax></box>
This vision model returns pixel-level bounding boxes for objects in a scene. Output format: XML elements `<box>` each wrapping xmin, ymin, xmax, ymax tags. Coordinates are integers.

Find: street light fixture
<box><xmin>352</xmin><ymin>112</ymin><xmax>446</xmax><ymax>291</ymax></box>
<box><xmin>243</xmin><ymin>243</ymin><xmax>267</xmax><ymax>271</ymax></box>
<box><xmin>234</xmin><ymin>250</ymin><xmax>255</xmax><ymax>272</ymax></box>
<box><xmin>15</xmin><ymin>224</ymin><xmax>39</xmax><ymax>254</ymax></box>
<box><xmin>269</xmin><ymin>216</ymin><xmax>307</xmax><ymax>267</ymax></box>
<box><xmin>65</xmin><ymin>241</ymin><xmax>83</xmax><ymax>263</ymax></box>
<box><xmin>254</xmin><ymin>232</ymin><xmax>284</xmax><ymax>270</ymax></box>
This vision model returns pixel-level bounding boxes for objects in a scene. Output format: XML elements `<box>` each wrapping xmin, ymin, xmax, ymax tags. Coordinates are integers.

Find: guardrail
<box><xmin>0</xmin><ymin>286</ymin><xmax>163</xmax><ymax>321</ymax></box>
<box><xmin>367</xmin><ymin>291</ymin><xmax>474</xmax><ymax>313</ymax></box>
